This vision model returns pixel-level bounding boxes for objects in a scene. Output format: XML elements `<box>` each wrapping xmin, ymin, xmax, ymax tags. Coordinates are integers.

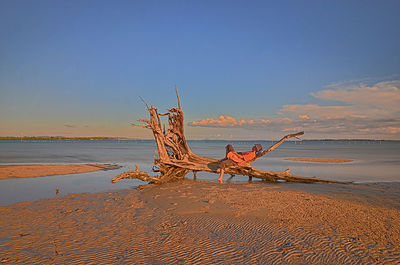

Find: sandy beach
<box><xmin>0</xmin><ymin>164</ymin><xmax>120</xmax><ymax>180</ymax></box>
<box><xmin>1</xmin><ymin>180</ymin><xmax>399</xmax><ymax>264</ymax></box>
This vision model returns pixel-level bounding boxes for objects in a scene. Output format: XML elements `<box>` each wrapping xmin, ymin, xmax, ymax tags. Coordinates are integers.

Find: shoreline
<box><xmin>285</xmin><ymin>157</ymin><xmax>353</xmax><ymax>163</ymax></box>
<box><xmin>0</xmin><ymin>164</ymin><xmax>120</xmax><ymax>180</ymax></box>
<box><xmin>1</xmin><ymin>181</ymin><xmax>399</xmax><ymax>263</ymax></box>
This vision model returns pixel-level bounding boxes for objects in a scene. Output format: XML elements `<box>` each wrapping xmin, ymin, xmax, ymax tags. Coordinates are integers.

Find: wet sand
<box><xmin>1</xmin><ymin>181</ymin><xmax>399</xmax><ymax>264</ymax></box>
<box><xmin>285</xmin><ymin>157</ymin><xmax>353</xmax><ymax>163</ymax></box>
<box><xmin>0</xmin><ymin>164</ymin><xmax>120</xmax><ymax>180</ymax></box>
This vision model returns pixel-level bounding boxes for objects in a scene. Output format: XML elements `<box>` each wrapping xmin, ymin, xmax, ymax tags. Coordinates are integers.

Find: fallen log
<box><xmin>112</xmin><ymin>88</ymin><xmax>349</xmax><ymax>184</ymax></box>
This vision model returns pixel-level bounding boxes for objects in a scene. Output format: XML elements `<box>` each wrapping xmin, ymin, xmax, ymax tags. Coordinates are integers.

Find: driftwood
<box><xmin>111</xmin><ymin>89</ymin><xmax>347</xmax><ymax>184</ymax></box>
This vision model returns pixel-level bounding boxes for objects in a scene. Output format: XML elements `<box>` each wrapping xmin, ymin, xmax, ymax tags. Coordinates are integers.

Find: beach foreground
<box><xmin>1</xmin><ymin>181</ymin><xmax>399</xmax><ymax>264</ymax></box>
<box><xmin>0</xmin><ymin>164</ymin><xmax>120</xmax><ymax>180</ymax></box>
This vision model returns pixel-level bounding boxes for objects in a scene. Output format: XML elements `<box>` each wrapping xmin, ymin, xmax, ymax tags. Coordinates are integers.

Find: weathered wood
<box><xmin>111</xmin><ymin>90</ymin><xmax>349</xmax><ymax>184</ymax></box>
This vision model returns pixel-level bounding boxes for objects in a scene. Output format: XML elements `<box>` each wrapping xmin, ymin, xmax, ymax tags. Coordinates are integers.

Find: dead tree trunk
<box><xmin>111</xmin><ymin>89</ymin><xmax>348</xmax><ymax>184</ymax></box>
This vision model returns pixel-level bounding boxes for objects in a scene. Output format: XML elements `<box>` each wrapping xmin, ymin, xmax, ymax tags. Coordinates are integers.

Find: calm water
<box><xmin>1</xmin><ymin>140</ymin><xmax>399</xmax><ymax>205</ymax></box>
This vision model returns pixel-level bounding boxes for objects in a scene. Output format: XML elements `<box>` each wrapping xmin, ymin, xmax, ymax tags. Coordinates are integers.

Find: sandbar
<box><xmin>0</xmin><ymin>181</ymin><xmax>399</xmax><ymax>264</ymax></box>
<box><xmin>0</xmin><ymin>164</ymin><xmax>120</xmax><ymax>180</ymax></box>
<box><xmin>285</xmin><ymin>157</ymin><xmax>353</xmax><ymax>163</ymax></box>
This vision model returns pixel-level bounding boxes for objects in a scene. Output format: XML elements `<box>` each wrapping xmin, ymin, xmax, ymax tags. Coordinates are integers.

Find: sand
<box><xmin>1</xmin><ymin>181</ymin><xmax>399</xmax><ymax>264</ymax></box>
<box><xmin>0</xmin><ymin>164</ymin><xmax>120</xmax><ymax>180</ymax></box>
<box><xmin>285</xmin><ymin>157</ymin><xmax>353</xmax><ymax>163</ymax></box>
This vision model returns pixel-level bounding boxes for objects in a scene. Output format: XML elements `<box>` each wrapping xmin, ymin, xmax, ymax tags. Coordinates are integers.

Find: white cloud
<box><xmin>311</xmin><ymin>81</ymin><xmax>400</xmax><ymax>117</ymax></box>
<box><xmin>189</xmin><ymin>115</ymin><xmax>271</xmax><ymax>128</ymax></box>
<box><xmin>279</xmin><ymin>81</ymin><xmax>400</xmax><ymax>136</ymax></box>
<box><xmin>298</xmin><ymin>115</ymin><xmax>310</xmax><ymax>120</ymax></box>
<box><xmin>189</xmin><ymin>80</ymin><xmax>400</xmax><ymax>138</ymax></box>
<box><xmin>281</xmin><ymin>104</ymin><xmax>356</xmax><ymax>120</ymax></box>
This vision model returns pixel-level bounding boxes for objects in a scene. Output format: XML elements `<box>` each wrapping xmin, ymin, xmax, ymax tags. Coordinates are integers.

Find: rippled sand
<box><xmin>0</xmin><ymin>181</ymin><xmax>399</xmax><ymax>264</ymax></box>
<box><xmin>0</xmin><ymin>164</ymin><xmax>120</xmax><ymax>179</ymax></box>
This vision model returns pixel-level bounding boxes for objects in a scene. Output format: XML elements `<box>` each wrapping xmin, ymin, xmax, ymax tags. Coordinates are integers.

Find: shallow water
<box><xmin>0</xmin><ymin>140</ymin><xmax>399</xmax><ymax>205</ymax></box>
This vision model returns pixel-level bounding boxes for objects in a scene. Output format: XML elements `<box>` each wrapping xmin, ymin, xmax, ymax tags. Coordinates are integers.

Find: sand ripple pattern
<box><xmin>1</xmin><ymin>182</ymin><xmax>399</xmax><ymax>264</ymax></box>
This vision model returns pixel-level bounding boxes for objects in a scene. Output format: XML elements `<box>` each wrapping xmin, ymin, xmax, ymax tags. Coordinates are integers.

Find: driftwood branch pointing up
<box><xmin>112</xmin><ymin>90</ymin><xmax>349</xmax><ymax>185</ymax></box>
<box><xmin>175</xmin><ymin>85</ymin><xmax>181</xmax><ymax>110</ymax></box>
<box><xmin>262</xmin><ymin>131</ymin><xmax>304</xmax><ymax>156</ymax></box>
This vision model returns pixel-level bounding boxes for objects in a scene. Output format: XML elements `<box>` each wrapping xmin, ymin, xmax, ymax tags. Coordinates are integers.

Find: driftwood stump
<box><xmin>112</xmin><ymin>89</ymin><xmax>347</xmax><ymax>184</ymax></box>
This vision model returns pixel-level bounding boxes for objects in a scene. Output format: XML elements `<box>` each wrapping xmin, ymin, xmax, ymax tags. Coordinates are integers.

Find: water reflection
<box><xmin>0</xmin><ymin>140</ymin><xmax>399</xmax><ymax>205</ymax></box>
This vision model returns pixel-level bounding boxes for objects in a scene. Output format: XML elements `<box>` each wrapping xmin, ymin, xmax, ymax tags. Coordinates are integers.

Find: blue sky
<box><xmin>1</xmin><ymin>0</ymin><xmax>399</xmax><ymax>139</ymax></box>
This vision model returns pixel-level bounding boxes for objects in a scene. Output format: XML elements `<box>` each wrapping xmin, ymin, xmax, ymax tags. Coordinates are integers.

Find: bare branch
<box><xmin>139</xmin><ymin>96</ymin><xmax>150</xmax><ymax>110</ymax></box>
<box><xmin>175</xmin><ymin>85</ymin><xmax>181</xmax><ymax>110</ymax></box>
<box><xmin>261</xmin><ymin>131</ymin><xmax>304</xmax><ymax>156</ymax></box>
<box><xmin>137</xmin><ymin>119</ymin><xmax>150</xmax><ymax>124</ymax></box>
<box><xmin>131</xmin><ymin>123</ymin><xmax>149</xmax><ymax>129</ymax></box>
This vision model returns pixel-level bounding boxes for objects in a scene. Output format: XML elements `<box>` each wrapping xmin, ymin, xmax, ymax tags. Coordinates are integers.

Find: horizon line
<box><xmin>0</xmin><ymin>136</ymin><xmax>399</xmax><ymax>142</ymax></box>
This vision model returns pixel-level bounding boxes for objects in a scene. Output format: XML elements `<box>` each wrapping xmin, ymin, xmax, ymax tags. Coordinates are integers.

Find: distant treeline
<box><xmin>0</xmin><ymin>137</ymin><xmax>396</xmax><ymax>142</ymax></box>
<box><xmin>0</xmin><ymin>136</ymin><xmax>119</xmax><ymax>141</ymax></box>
